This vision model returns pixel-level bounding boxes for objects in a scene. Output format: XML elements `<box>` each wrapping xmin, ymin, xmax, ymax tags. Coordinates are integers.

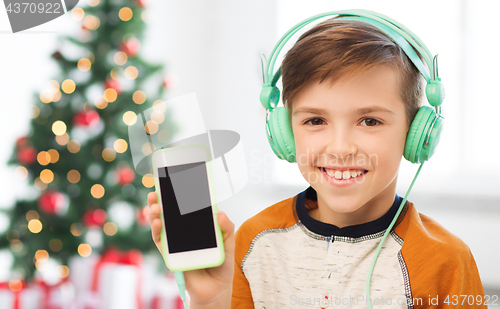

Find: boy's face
<box><xmin>290</xmin><ymin>65</ymin><xmax>409</xmax><ymax>226</ymax></box>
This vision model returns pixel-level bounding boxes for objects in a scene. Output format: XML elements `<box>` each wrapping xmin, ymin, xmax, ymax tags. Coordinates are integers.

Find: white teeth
<box><xmin>326</xmin><ymin>169</ymin><xmax>335</xmax><ymax>178</ymax></box>
<box><xmin>322</xmin><ymin>168</ymin><xmax>365</xmax><ymax>180</ymax></box>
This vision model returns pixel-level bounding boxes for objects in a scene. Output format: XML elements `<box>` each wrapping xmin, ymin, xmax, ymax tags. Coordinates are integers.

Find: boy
<box><xmin>148</xmin><ymin>14</ymin><xmax>486</xmax><ymax>309</ymax></box>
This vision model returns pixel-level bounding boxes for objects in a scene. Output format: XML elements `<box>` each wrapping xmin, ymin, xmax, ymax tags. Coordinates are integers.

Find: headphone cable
<box><xmin>366</xmin><ymin>162</ymin><xmax>424</xmax><ymax>309</ymax></box>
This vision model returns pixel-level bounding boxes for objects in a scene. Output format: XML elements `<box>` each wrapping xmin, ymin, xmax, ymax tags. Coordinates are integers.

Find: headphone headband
<box><xmin>260</xmin><ymin>9</ymin><xmax>445</xmax><ymax>110</ymax></box>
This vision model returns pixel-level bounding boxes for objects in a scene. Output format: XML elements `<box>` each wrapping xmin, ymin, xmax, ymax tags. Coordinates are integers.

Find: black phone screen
<box><xmin>157</xmin><ymin>162</ymin><xmax>217</xmax><ymax>253</ymax></box>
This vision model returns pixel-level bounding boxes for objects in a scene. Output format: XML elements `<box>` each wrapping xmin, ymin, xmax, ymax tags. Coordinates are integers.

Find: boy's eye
<box><xmin>360</xmin><ymin>118</ymin><xmax>381</xmax><ymax>127</ymax></box>
<box><xmin>304</xmin><ymin>118</ymin><xmax>325</xmax><ymax>126</ymax></box>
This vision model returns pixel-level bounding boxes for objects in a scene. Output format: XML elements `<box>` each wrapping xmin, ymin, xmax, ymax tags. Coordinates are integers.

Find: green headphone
<box><xmin>260</xmin><ymin>9</ymin><xmax>445</xmax><ymax>164</ymax></box>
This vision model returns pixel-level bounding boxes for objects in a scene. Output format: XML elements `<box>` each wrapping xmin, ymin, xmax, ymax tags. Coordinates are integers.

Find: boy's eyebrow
<box><xmin>354</xmin><ymin>106</ymin><xmax>397</xmax><ymax>115</ymax></box>
<box><xmin>292</xmin><ymin>107</ymin><xmax>328</xmax><ymax>116</ymax></box>
<box><xmin>292</xmin><ymin>106</ymin><xmax>396</xmax><ymax>116</ymax></box>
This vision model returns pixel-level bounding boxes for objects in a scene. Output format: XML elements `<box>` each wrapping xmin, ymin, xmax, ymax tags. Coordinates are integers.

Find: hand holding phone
<box><xmin>149</xmin><ymin>145</ymin><xmax>234</xmax><ymax>307</ymax></box>
<box><xmin>147</xmin><ymin>192</ymin><xmax>234</xmax><ymax>307</ymax></box>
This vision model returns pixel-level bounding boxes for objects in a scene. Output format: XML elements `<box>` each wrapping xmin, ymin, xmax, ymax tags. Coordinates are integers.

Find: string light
<box><xmin>95</xmin><ymin>95</ymin><xmax>108</xmax><ymax>109</ymax></box>
<box><xmin>71</xmin><ymin>7</ymin><xmax>84</xmax><ymax>21</ymax></box>
<box><xmin>67</xmin><ymin>170</ymin><xmax>81</xmax><ymax>183</ymax></box>
<box><xmin>103</xmin><ymin>222</ymin><xmax>118</xmax><ymax>236</ymax></box>
<box><xmin>28</xmin><ymin>219</ymin><xmax>42</xmax><ymax>233</ymax></box>
<box><xmin>113</xmin><ymin>139</ymin><xmax>128</xmax><ymax>153</ymax></box>
<box><xmin>61</xmin><ymin>79</ymin><xmax>76</xmax><ymax>94</ymax></box>
<box><xmin>15</xmin><ymin>166</ymin><xmax>28</xmax><ymax>180</ymax></box>
<box><xmin>35</xmin><ymin>250</ymin><xmax>49</xmax><ymax>262</ymax></box>
<box><xmin>142</xmin><ymin>174</ymin><xmax>155</xmax><ymax>188</ymax></box>
<box><xmin>153</xmin><ymin>100</ymin><xmax>166</xmax><ymax>112</ymax></box>
<box><xmin>78</xmin><ymin>58</ymin><xmax>92</xmax><ymax>72</ymax></box>
<box><xmin>91</xmin><ymin>184</ymin><xmax>105</xmax><ymax>199</ymax></box>
<box><xmin>83</xmin><ymin>15</ymin><xmax>100</xmax><ymax>30</ymax></box>
<box><xmin>10</xmin><ymin>239</ymin><xmax>24</xmax><ymax>253</ymax></box>
<box><xmin>40</xmin><ymin>169</ymin><xmax>54</xmax><ymax>184</ymax></box>
<box><xmin>70</xmin><ymin>223</ymin><xmax>83</xmax><ymax>236</ymax></box>
<box><xmin>49</xmin><ymin>239</ymin><xmax>63</xmax><ymax>252</ymax></box>
<box><xmin>110</xmin><ymin>67</ymin><xmax>122</xmax><ymax>80</ymax></box>
<box><xmin>9</xmin><ymin>280</ymin><xmax>22</xmax><ymax>292</ymax></box>
<box><xmin>103</xmin><ymin>88</ymin><xmax>117</xmax><ymax>102</ymax></box>
<box><xmin>151</xmin><ymin>111</ymin><xmax>164</xmax><ymax>124</ymax></box>
<box><xmin>132</xmin><ymin>90</ymin><xmax>146</xmax><ymax>104</ymax></box>
<box><xmin>52</xmin><ymin>120</ymin><xmax>67</xmax><ymax>136</ymax></box>
<box><xmin>124</xmin><ymin>66</ymin><xmax>138</xmax><ymax>80</ymax></box>
<box><xmin>56</xmin><ymin>133</ymin><xmax>69</xmax><ymax>145</ymax></box>
<box><xmin>37</xmin><ymin>151</ymin><xmax>50</xmax><ymax>165</ymax></box>
<box><xmin>114</xmin><ymin>51</ymin><xmax>127</xmax><ymax>66</ymax></box>
<box><xmin>142</xmin><ymin>142</ymin><xmax>155</xmax><ymax>156</ymax></box>
<box><xmin>122</xmin><ymin>111</ymin><xmax>137</xmax><ymax>125</ymax></box>
<box><xmin>48</xmin><ymin>149</ymin><xmax>59</xmax><ymax>163</ymax></box>
<box><xmin>87</xmin><ymin>0</ymin><xmax>99</xmax><ymax>6</ymax></box>
<box><xmin>26</xmin><ymin>210</ymin><xmax>39</xmax><ymax>221</ymax></box>
<box><xmin>34</xmin><ymin>177</ymin><xmax>48</xmax><ymax>191</ymax></box>
<box><xmin>40</xmin><ymin>89</ymin><xmax>53</xmax><ymax>103</ymax></box>
<box><xmin>67</xmin><ymin>140</ymin><xmax>81</xmax><ymax>153</ymax></box>
<box><xmin>59</xmin><ymin>265</ymin><xmax>70</xmax><ymax>278</ymax></box>
<box><xmin>102</xmin><ymin>148</ymin><xmax>116</xmax><ymax>162</ymax></box>
<box><xmin>52</xmin><ymin>90</ymin><xmax>62</xmax><ymax>102</ymax></box>
<box><xmin>78</xmin><ymin>243</ymin><xmax>92</xmax><ymax>257</ymax></box>
<box><xmin>145</xmin><ymin>120</ymin><xmax>158</xmax><ymax>134</ymax></box>
<box><xmin>119</xmin><ymin>7</ymin><xmax>133</xmax><ymax>21</ymax></box>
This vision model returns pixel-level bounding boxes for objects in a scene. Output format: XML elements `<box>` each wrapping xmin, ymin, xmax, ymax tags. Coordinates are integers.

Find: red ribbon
<box><xmin>0</xmin><ymin>281</ymin><xmax>27</xmax><ymax>309</ymax></box>
<box><xmin>33</xmin><ymin>277</ymin><xmax>69</xmax><ymax>309</ymax></box>
<box><xmin>91</xmin><ymin>248</ymin><xmax>143</xmax><ymax>309</ymax></box>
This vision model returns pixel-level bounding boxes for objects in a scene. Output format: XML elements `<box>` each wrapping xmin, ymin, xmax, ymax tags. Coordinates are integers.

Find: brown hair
<box><xmin>281</xmin><ymin>18</ymin><xmax>424</xmax><ymax>126</ymax></box>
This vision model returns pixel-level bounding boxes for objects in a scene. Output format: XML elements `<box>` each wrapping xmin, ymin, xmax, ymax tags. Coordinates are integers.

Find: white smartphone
<box><xmin>152</xmin><ymin>144</ymin><xmax>225</xmax><ymax>272</ymax></box>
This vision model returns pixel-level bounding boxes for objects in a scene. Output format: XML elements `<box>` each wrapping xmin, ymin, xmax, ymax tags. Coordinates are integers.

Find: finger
<box><xmin>147</xmin><ymin>191</ymin><xmax>157</xmax><ymax>206</ymax></box>
<box><xmin>217</xmin><ymin>211</ymin><xmax>235</xmax><ymax>257</ymax></box>
<box><xmin>151</xmin><ymin>217</ymin><xmax>163</xmax><ymax>246</ymax></box>
<box><xmin>148</xmin><ymin>201</ymin><xmax>161</xmax><ymax>226</ymax></box>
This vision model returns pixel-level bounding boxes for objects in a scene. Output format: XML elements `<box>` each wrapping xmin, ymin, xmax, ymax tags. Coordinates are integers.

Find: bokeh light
<box><xmin>56</xmin><ymin>133</ymin><xmax>70</xmax><ymax>145</ymax></box>
<box><xmin>37</xmin><ymin>151</ymin><xmax>50</xmax><ymax>165</ymax></box>
<box><xmin>78</xmin><ymin>244</ymin><xmax>92</xmax><ymax>257</ymax></box>
<box><xmin>142</xmin><ymin>174</ymin><xmax>155</xmax><ymax>188</ymax></box>
<box><xmin>78</xmin><ymin>58</ymin><xmax>92</xmax><ymax>72</ymax></box>
<box><xmin>67</xmin><ymin>140</ymin><xmax>81</xmax><ymax>153</ymax></box>
<box><xmin>83</xmin><ymin>15</ymin><xmax>100</xmax><ymax>30</ymax></box>
<box><xmin>28</xmin><ymin>219</ymin><xmax>42</xmax><ymax>233</ymax></box>
<box><xmin>122</xmin><ymin>111</ymin><xmax>137</xmax><ymax>126</ymax></box>
<box><xmin>114</xmin><ymin>51</ymin><xmax>127</xmax><ymax>66</ymax></box>
<box><xmin>132</xmin><ymin>90</ymin><xmax>146</xmax><ymax>104</ymax></box>
<box><xmin>71</xmin><ymin>7</ymin><xmax>84</xmax><ymax>21</ymax></box>
<box><xmin>67</xmin><ymin>170</ymin><xmax>81</xmax><ymax>184</ymax></box>
<box><xmin>119</xmin><ymin>7</ymin><xmax>133</xmax><ymax>21</ymax></box>
<box><xmin>40</xmin><ymin>169</ymin><xmax>54</xmax><ymax>184</ymax></box>
<box><xmin>103</xmin><ymin>88</ymin><xmax>117</xmax><ymax>102</ymax></box>
<box><xmin>124</xmin><ymin>66</ymin><xmax>138</xmax><ymax>80</ymax></box>
<box><xmin>61</xmin><ymin>79</ymin><xmax>76</xmax><ymax>94</ymax></box>
<box><xmin>113</xmin><ymin>139</ymin><xmax>128</xmax><ymax>153</ymax></box>
<box><xmin>52</xmin><ymin>120</ymin><xmax>67</xmax><ymax>136</ymax></box>
<box><xmin>103</xmin><ymin>222</ymin><xmax>118</xmax><ymax>236</ymax></box>
<box><xmin>91</xmin><ymin>184</ymin><xmax>105</xmax><ymax>199</ymax></box>
<box><xmin>102</xmin><ymin>148</ymin><xmax>116</xmax><ymax>162</ymax></box>
<box><xmin>49</xmin><ymin>239</ymin><xmax>63</xmax><ymax>252</ymax></box>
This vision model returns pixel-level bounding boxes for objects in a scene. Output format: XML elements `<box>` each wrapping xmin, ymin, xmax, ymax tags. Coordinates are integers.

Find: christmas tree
<box><xmin>1</xmin><ymin>0</ymin><xmax>175</xmax><ymax>282</ymax></box>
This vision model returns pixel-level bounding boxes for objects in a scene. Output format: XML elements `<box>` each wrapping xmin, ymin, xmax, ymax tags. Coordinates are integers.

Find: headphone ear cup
<box><xmin>268</xmin><ymin>107</ymin><xmax>296</xmax><ymax>163</ymax></box>
<box><xmin>404</xmin><ymin>106</ymin><xmax>443</xmax><ymax>163</ymax></box>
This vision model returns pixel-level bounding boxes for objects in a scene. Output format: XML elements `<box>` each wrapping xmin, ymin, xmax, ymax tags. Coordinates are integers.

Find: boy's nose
<box><xmin>325</xmin><ymin>128</ymin><xmax>358</xmax><ymax>161</ymax></box>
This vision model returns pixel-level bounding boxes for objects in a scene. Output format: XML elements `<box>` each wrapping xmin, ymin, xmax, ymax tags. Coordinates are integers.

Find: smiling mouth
<box><xmin>318</xmin><ymin>167</ymin><xmax>368</xmax><ymax>180</ymax></box>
